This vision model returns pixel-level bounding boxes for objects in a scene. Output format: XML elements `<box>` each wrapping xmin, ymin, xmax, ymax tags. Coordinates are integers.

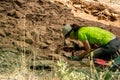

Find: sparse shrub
<box><xmin>56</xmin><ymin>59</ymin><xmax>90</xmax><ymax>80</ymax></box>
<box><xmin>56</xmin><ymin>59</ymin><xmax>120</xmax><ymax>80</ymax></box>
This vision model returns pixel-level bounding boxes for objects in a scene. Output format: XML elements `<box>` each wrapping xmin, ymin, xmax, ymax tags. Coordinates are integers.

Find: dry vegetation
<box><xmin>0</xmin><ymin>0</ymin><xmax>120</xmax><ymax>80</ymax></box>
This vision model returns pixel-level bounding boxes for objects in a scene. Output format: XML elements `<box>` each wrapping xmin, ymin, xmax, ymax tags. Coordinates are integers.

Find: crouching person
<box><xmin>62</xmin><ymin>23</ymin><xmax>120</xmax><ymax>71</ymax></box>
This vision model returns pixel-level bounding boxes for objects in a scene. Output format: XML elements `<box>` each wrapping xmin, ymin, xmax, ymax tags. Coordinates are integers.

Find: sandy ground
<box><xmin>0</xmin><ymin>0</ymin><xmax>120</xmax><ymax>79</ymax></box>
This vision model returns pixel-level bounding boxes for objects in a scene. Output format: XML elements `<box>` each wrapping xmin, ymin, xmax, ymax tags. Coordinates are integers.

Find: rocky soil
<box><xmin>0</xmin><ymin>0</ymin><xmax>120</xmax><ymax>79</ymax></box>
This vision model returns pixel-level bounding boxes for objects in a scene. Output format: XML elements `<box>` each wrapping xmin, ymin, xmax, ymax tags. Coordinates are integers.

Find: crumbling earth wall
<box><xmin>0</xmin><ymin>0</ymin><xmax>120</xmax><ymax>73</ymax></box>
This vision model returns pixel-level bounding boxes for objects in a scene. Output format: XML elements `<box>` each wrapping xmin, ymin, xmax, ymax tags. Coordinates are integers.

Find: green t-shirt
<box><xmin>77</xmin><ymin>26</ymin><xmax>115</xmax><ymax>45</ymax></box>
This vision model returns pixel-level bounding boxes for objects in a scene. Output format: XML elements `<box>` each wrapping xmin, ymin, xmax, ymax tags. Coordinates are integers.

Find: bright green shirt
<box><xmin>77</xmin><ymin>26</ymin><xmax>115</xmax><ymax>45</ymax></box>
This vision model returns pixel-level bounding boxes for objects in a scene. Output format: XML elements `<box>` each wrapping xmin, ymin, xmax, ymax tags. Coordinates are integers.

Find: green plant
<box><xmin>56</xmin><ymin>59</ymin><xmax>120</xmax><ymax>80</ymax></box>
<box><xmin>56</xmin><ymin>59</ymin><xmax>89</xmax><ymax>80</ymax></box>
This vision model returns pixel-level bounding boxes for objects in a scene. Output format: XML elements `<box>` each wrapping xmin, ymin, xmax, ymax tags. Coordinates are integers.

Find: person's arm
<box><xmin>77</xmin><ymin>40</ymin><xmax>91</xmax><ymax>58</ymax></box>
<box><xmin>83</xmin><ymin>40</ymin><xmax>91</xmax><ymax>52</ymax></box>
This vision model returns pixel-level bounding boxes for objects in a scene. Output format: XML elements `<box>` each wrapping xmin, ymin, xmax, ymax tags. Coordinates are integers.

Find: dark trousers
<box><xmin>93</xmin><ymin>38</ymin><xmax>120</xmax><ymax>61</ymax></box>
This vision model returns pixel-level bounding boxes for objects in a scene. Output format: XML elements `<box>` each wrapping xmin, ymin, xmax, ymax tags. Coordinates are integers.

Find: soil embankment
<box><xmin>0</xmin><ymin>0</ymin><xmax>120</xmax><ymax>76</ymax></box>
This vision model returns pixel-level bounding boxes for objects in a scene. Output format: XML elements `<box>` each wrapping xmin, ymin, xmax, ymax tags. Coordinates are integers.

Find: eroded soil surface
<box><xmin>0</xmin><ymin>0</ymin><xmax>120</xmax><ymax>77</ymax></box>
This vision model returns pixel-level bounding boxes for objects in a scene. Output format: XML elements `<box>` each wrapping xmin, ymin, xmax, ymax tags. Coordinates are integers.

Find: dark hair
<box><xmin>71</xmin><ymin>24</ymin><xmax>81</xmax><ymax>32</ymax></box>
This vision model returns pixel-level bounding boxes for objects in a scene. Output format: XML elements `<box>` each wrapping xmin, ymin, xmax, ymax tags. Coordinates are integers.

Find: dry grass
<box><xmin>0</xmin><ymin>51</ymin><xmax>120</xmax><ymax>80</ymax></box>
<box><xmin>0</xmin><ymin>50</ymin><xmax>57</xmax><ymax>80</ymax></box>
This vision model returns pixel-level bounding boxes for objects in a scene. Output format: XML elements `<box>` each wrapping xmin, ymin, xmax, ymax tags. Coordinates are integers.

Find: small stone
<box><xmin>0</xmin><ymin>6</ymin><xmax>5</xmax><ymax>12</ymax></box>
<box><xmin>0</xmin><ymin>29</ymin><xmax>5</xmax><ymax>37</ymax></box>
<box><xmin>25</xmin><ymin>39</ymin><xmax>33</xmax><ymax>44</ymax></box>
<box><xmin>74</xmin><ymin>4</ymin><xmax>81</xmax><ymax>8</ymax></box>
<box><xmin>45</xmin><ymin>40</ymin><xmax>53</xmax><ymax>44</ymax></box>
<box><xmin>14</xmin><ymin>0</ymin><xmax>26</xmax><ymax>7</ymax></box>
<box><xmin>103</xmin><ymin>9</ymin><xmax>111</xmax><ymax>16</ymax></box>
<box><xmin>39</xmin><ymin>42</ymin><xmax>48</xmax><ymax>49</ymax></box>
<box><xmin>15</xmin><ymin>11</ymin><xmax>24</xmax><ymax>18</ymax></box>
<box><xmin>109</xmin><ymin>13</ymin><xmax>118</xmax><ymax>21</ymax></box>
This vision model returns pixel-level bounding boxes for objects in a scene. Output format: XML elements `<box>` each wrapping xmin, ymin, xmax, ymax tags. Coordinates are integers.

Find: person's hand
<box><xmin>70</xmin><ymin>56</ymin><xmax>79</xmax><ymax>60</ymax></box>
<box><xmin>71</xmin><ymin>50</ymin><xmax>85</xmax><ymax>60</ymax></box>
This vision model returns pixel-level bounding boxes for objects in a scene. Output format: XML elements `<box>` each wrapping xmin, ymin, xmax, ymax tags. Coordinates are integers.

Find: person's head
<box><xmin>62</xmin><ymin>23</ymin><xmax>81</xmax><ymax>39</ymax></box>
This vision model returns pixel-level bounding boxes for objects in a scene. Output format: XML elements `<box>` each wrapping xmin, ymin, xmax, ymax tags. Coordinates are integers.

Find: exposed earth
<box><xmin>0</xmin><ymin>0</ymin><xmax>120</xmax><ymax>79</ymax></box>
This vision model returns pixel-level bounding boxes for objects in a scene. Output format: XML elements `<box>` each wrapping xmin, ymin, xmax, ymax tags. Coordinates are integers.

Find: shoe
<box><xmin>109</xmin><ymin>56</ymin><xmax>120</xmax><ymax>71</ymax></box>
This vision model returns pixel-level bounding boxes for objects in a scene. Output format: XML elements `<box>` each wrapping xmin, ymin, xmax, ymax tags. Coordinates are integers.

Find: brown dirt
<box><xmin>0</xmin><ymin>0</ymin><xmax>120</xmax><ymax>74</ymax></box>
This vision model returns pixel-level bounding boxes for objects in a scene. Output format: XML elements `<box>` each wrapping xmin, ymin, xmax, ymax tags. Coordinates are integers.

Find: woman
<box><xmin>62</xmin><ymin>23</ymin><xmax>120</xmax><ymax>61</ymax></box>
